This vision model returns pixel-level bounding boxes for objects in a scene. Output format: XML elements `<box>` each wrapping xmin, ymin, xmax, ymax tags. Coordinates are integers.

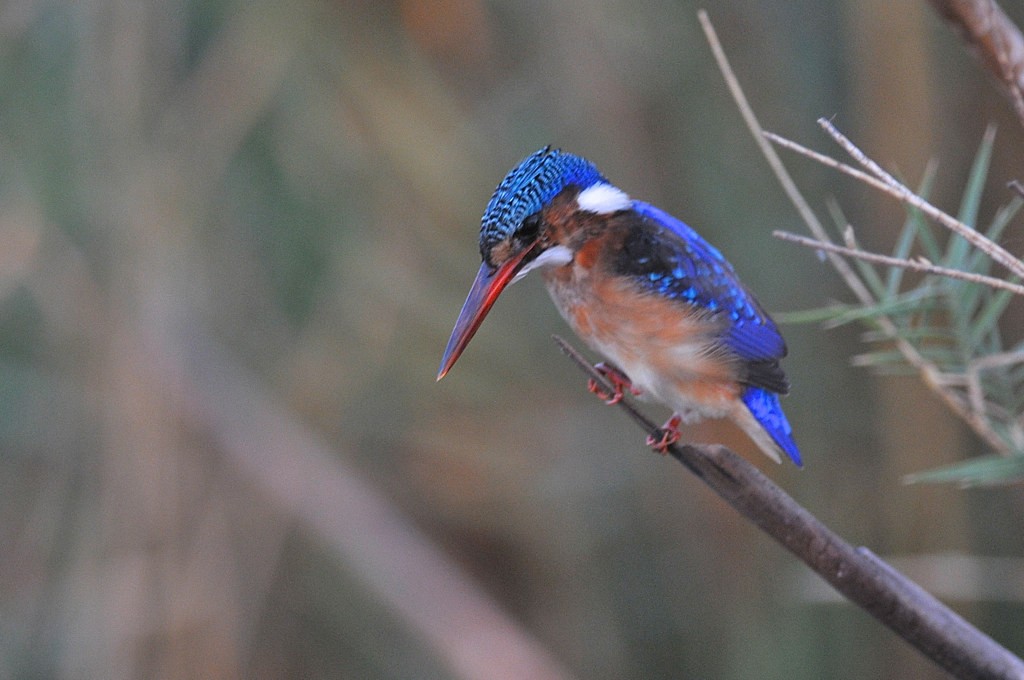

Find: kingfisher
<box><xmin>437</xmin><ymin>147</ymin><xmax>801</xmax><ymax>466</ymax></box>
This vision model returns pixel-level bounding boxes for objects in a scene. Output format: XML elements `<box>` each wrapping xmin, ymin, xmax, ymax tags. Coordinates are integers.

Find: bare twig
<box><xmin>964</xmin><ymin>350</ymin><xmax>1024</xmax><ymax>449</ymax></box>
<box><xmin>928</xmin><ymin>0</ymin><xmax>1024</xmax><ymax>129</ymax></box>
<box><xmin>818</xmin><ymin>119</ymin><xmax>1024</xmax><ymax>280</ymax></box>
<box><xmin>768</xmin><ymin>123</ymin><xmax>1024</xmax><ymax>282</ymax></box>
<box><xmin>555</xmin><ymin>335</ymin><xmax>1024</xmax><ymax>680</ymax></box>
<box><xmin>762</xmin><ymin>130</ymin><xmax>910</xmax><ymax>199</ymax></box>
<box><xmin>773</xmin><ymin>230</ymin><xmax>1024</xmax><ymax>297</ymax></box>
<box><xmin>696</xmin><ymin>11</ymin><xmax>876</xmax><ymax>306</ymax></box>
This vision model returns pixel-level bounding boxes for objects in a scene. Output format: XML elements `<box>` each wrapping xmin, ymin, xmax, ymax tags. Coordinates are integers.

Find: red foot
<box><xmin>587</xmin><ymin>362</ymin><xmax>641</xmax><ymax>405</ymax></box>
<box><xmin>646</xmin><ymin>415</ymin><xmax>682</xmax><ymax>455</ymax></box>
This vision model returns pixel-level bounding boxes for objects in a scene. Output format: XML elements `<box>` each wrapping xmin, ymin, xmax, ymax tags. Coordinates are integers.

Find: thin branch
<box><xmin>554</xmin><ymin>335</ymin><xmax>708</xmax><ymax>480</ymax></box>
<box><xmin>769</xmin><ymin>122</ymin><xmax>1024</xmax><ymax>282</ymax></box>
<box><xmin>774</xmin><ymin>230</ymin><xmax>1024</xmax><ymax>297</ymax></box>
<box><xmin>762</xmin><ymin>130</ymin><xmax>905</xmax><ymax>198</ymax></box>
<box><xmin>818</xmin><ymin>119</ymin><xmax>1024</xmax><ymax>280</ymax></box>
<box><xmin>928</xmin><ymin>0</ymin><xmax>1024</xmax><ymax>129</ymax></box>
<box><xmin>969</xmin><ymin>348</ymin><xmax>1024</xmax><ymax>371</ymax></box>
<box><xmin>555</xmin><ymin>335</ymin><xmax>1024</xmax><ymax>680</ymax></box>
<box><xmin>696</xmin><ymin>10</ymin><xmax>876</xmax><ymax>306</ymax></box>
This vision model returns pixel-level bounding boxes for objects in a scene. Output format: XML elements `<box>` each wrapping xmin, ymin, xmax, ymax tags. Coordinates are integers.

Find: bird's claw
<box><xmin>646</xmin><ymin>415</ymin><xmax>682</xmax><ymax>455</ymax></box>
<box><xmin>587</xmin><ymin>362</ymin><xmax>641</xmax><ymax>405</ymax></box>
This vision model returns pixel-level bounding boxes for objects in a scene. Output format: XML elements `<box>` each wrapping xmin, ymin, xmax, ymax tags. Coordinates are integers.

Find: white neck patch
<box><xmin>511</xmin><ymin>244</ymin><xmax>573</xmax><ymax>284</ymax></box>
<box><xmin>576</xmin><ymin>182</ymin><xmax>631</xmax><ymax>214</ymax></box>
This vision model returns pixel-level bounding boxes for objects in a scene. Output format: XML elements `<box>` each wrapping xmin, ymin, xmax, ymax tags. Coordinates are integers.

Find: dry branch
<box><xmin>555</xmin><ymin>335</ymin><xmax>1024</xmax><ymax>680</ymax></box>
<box><xmin>816</xmin><ymin>119</ymin><xmax>1024</xmax><ymax>281</ymax></box>
<box><xmin>773</xmin><ymin>230</ymin><xmax>1024</xmax><ymax>297</ymax></box>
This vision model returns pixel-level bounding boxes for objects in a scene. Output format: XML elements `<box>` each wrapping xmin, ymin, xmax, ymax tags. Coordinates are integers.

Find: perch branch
<box><xmin>554</xmin><ymin>334</ymin><xmax>1024</xmax><ymax>680</ymax></box>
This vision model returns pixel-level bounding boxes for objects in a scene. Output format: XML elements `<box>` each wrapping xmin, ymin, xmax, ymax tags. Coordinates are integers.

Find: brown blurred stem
<box><xmin>928</xmin><ymin>0</ymin><xmax>1024</xmax><ymax>128</ymax></box>
<box><xmin>183</xmin><ymin>335</ymin><xmax>578</xmax><ymax>680</ymax></box>
<box><xmin>555</xmin><ymin>334</ymin><xmax>1024</xmax><ymax>680</ymax></box>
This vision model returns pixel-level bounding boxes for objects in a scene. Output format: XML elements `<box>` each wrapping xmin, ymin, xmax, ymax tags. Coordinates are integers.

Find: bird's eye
<box><xmin>515</xmin><ymin>214</ymin><xmax>541</xmax><ymax>245</ymax></box>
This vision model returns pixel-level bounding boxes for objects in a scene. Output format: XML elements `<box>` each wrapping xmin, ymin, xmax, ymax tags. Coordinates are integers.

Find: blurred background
<box><xmin>0</xmin><ymin>0</ymin><xmax>1022</xmax><ymax>678</ymax></box>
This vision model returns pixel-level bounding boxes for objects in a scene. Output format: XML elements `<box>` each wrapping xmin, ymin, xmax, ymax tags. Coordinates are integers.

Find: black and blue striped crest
<box><xmin>479</xmin><ymin>147</ymin><xmax>604</xmax><ymax>260</ymax></box>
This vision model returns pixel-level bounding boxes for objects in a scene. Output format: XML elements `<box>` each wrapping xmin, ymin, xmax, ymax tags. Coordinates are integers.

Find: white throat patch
<box><xmin>511</xmin><ymin>245</ymin><xmax>573</xmax><ymax>284</ymax></box>
<box><xmin>576</xmin><ymin>183</ymin><xmax>631</xmax><ymax>214</ymax></box>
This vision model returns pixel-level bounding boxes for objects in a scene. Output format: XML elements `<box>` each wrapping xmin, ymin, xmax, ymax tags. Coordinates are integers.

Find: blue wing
<box><xmin>618</xmin><ymin>202</ymin><xmax>789</xmax><ymax>393</ymax></box>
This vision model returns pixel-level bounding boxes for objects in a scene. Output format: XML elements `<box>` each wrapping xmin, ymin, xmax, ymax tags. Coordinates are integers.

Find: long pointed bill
<box><xmin>437</xmin><ymin>242</ymin><xmax>538</xmax><ymax>380</ymax></box>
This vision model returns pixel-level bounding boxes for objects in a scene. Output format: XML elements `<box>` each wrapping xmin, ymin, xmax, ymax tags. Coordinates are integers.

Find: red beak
<box><xmin>437</xmin><ymin>242</ymin><xmax>538</xmax><ymax>380</ymax></box>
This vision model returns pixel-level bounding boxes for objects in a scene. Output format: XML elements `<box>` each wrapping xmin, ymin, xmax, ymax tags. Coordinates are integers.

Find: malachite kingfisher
<box><xmin>438</xmin><ymin>147</ymin><xmax>801</xmax><ymax>466</ymax></box>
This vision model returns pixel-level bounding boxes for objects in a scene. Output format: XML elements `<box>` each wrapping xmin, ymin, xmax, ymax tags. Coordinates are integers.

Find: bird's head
<box><xmin>437</xmin><ymin>147</ymin><xmax>632</xmax><ymax>379</ymax></box>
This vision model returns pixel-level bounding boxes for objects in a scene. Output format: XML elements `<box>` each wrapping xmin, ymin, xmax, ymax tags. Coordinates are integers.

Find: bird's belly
<box><xmin>543</xmin><ymin>271</ymin><xmax>740</xmax><ymax>420</ymax></box>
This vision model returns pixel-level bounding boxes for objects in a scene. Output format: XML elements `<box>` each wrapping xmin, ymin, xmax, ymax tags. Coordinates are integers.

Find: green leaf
<box><xmin>958</xmin><ymin>126</ymin><xmax>995</xmax><ymax>226</ymax></box>
<box><xmin>946</xmin><ymin>126</ymin><xmax>995</xmax><ymax>269</ymax></box>
<box><xmin>826</xmin><ymin>200</ymin><xmax>887</xmax><ymax>299</ymax></box>
<box><xmin>956</xmin><ymin>202</ymin><xmax>1022</xmax><ymax>322</ymax></box>
<box><xmin>964</xmin><ymin>197</ymin><xmax>1023</xmax><ymax>275</ymax></box>
<box><xmin>945</xmin><ymin>130</ymin><xmax>998</xmax><ymax>326</ymax></box>
<box><xmin>773</xmin><ymin>304</ymin><xmax>855</xmax><ymax>325</ymax></box>
<box><xmin>836</xmin><ymin>288</ymin><xmax>944</xmax><ymax>325</ymax></box>
<box><xmin>911</xmin><ymin>207</ymin><xmax>942</xmax><ymax>263</ymax></box>
<box><xmin>904</xmin><ymin>453</ymin><xmax>1024</xmax><ymax>487</ymax></box>
<box><xmin>888</xmin><ymin>164</ymin><xmax>939</xmax><ymax>296</ymax></box>
<box><xmin>860</xmin><ymin>326</ymin><xmax>955</xmax><ymax>343</ymax></box>
<box><xmin>852</xmin><ymin>347</ymin><xmax>960</xmax><ymax>368</ymax></box>
<box><xmin>969</xmin><ymin>288</ymin><xmax>1013</xmax><ymax>349</ymax></box>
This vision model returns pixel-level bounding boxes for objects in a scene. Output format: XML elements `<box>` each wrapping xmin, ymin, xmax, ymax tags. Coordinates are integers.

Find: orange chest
<box><xmin>543</xmin><ymin>265</ymin><xmax>730</xmax><ymax>370</ymax></box>
<box><xmin>541</xmin><ymin>261</ymin><xmax>743</xmax><ymax>417</ymax></box>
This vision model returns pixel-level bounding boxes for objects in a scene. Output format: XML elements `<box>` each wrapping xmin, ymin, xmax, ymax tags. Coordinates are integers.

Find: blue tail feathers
<box><xmin>741</xmin><ymin>387</ymin><xmax>802</xmax><ymax>467</ymax></box>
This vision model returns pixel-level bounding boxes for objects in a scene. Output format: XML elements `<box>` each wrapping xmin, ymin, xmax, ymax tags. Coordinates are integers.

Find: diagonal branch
<box><xmin>764</xmin><ymin>123</ymin><xmax>1024</xmax><ymax>282</ymax></box>
<box><xmin>694</xmin><ymin>11</ymin><xmax>876</xmax><ymax>306</ymax></box>
<box><xmin>554</xmin><ymin>334</ymin><xmax>1024</xmax><ymax>680</ymax></box>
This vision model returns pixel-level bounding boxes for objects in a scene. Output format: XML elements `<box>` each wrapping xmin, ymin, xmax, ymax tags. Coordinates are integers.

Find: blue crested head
<box><xmin>479</xmin><ymin>147</ymin><xmax>604</xmax><ymax>264</ymax></box>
